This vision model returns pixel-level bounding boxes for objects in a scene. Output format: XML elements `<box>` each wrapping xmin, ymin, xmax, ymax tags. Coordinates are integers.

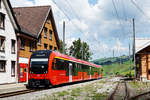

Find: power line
<box><xmin>65</xmin><ymin>0</ymin><xmax>81</xmax><ymax>21</ymax></box>
<box><xmin>111</xmin><ymin>0</ymin><xmax>126</xmax><ymax>39</ymax></box>
<box><xmin>51</xmin><ymin>0</ymin><xmax>84</xmax><ymax>34</ymax></box>
<box><xmin>121</xmin><ymin>0</ymin><xmax>127</xmax><ymax>21</ymax></box>
<box><xmin>112</xmin><ymin>0</ymin><xmax>120</xmax><ymax>22</ymax></box>
<box><xmin>130</xmin><ymin>0</ymin><xmax>150</xmax><ymax>20</ymax></box>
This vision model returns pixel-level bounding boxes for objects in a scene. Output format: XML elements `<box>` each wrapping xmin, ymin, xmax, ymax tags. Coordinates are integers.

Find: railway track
<box><xmin>0</xmin><ymin>89</ymin><xmax>40</xmax><ymax>98</ymax></box>
<box><xmin>129</xmin><ymin>91</ymin><xmax>150</xmax><ymax>100</ymax></box>
<box><xmin>107</xmin><ymin>81</ymin><xmax>130</xmax><ymax>100</ymax></box>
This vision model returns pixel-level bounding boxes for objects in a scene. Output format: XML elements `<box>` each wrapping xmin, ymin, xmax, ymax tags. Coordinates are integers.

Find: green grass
<box><xmin>57</xmin><ymin>91</ymin><xmax>70</xmax><ymax>96</ymax></box>
<box><xmin>71</xmin><ymin>88</ymin><xmax>82</xmax><ymax>97</ymax></box>
<box><xmin>102</xmin><ymin>60</ymin><xmax>134</xmax><ymax>77</ymax></box>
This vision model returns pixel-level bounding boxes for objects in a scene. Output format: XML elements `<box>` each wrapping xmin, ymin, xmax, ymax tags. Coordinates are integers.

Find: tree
<box><xmin>69</xmin><ymin>38</ymin><xmax>92</xmax><ymax>61</ymax></box>
<box><xmin>58</xmin><ymin>40</ymin><xmax>68</xmax><ymax>54</ymax></box>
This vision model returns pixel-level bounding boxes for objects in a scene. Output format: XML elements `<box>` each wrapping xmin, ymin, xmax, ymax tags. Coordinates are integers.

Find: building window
<box><xmin>11</xmin><ymin>61</ymin><xmax>15</xmax><ymax>77</ymax></box>
<box><xmin>30</xmin><ymin>41</ymin><xmax>34</xmax><ymax>52</ymax></box>
<box><xmin>44</xmin><ymin>44</ymin><xmax>48</xmax><ymax>50</ymax></box>
<box><xmin>11</xmin><ymin>40</ymin><xmax>15</xmax><ymax>54</ymax></box>
<box><xmin>54</xmin><ymin>47</ymin><xmax>57</xmax><ymax>51</ymax></box>
<box><xmin>44</xmin><ymin>27</ymin><xmax>47</xmax><ymax>38</ymax></box>
<box><xmin>0</xmin><ymin>0</ymin><xmax>1</xmax><ymax>8</ymax></box>
<box><xmin>0</xmin><ymin>13</ymin><xmax>5</xmax><ymax>29</ymax></box>
<box><xmin>49</xmin><ymin>30</ymin><xmax>52</xmax><ymax>40</ymax></box>
<box><xmin>38</xmin><ymin>35</ymin><xmax>41</xmax><ymax>45</ymax></box>
<box><xmin>0</xmin><ymin>61</ymin><xmax>6</xmax><ymax>72</ymax></box>
<box><xmin>0</xmin><ymin>36</ymin><xmax>5</xmax><ymax>52</ymax></box>
<box><xmin>47</xmin><ymin>15</ymin><xmax>50</xmax><ymax>24</ymax></box>
<box><xmin>49</xmin><ymin>45</ymin><xmax>53</xmax><ymax>50</ymax></box>
<box><xmin>20</xmin><ymin>38</ymin><xmax>25</xmax><ymax>49</ymax></box>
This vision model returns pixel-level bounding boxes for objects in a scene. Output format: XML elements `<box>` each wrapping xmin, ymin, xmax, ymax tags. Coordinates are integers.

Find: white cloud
<box><xmin>112</xmin><ymin>39</ymin><xmax>127</xmax><ymax>54</ymax></box>
<box><xmin>10</xmin><ymin>0</ymin><xmax>150</xmax><ymax>59</ymax></box>
<box><xmin>10</xmin><ymin>0</ymin><xmax>34</xmax><ymax>7</ymax></box>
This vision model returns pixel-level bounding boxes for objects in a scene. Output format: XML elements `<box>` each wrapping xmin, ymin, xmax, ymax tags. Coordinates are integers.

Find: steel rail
<box><xmin>129</xmin><ymin>91</ymin><xmax>150</xmax><ymax>100</ymax></box>
<box><xmin>107</xmin><ymin>82</ymin><xmax>120</xmax><ymax>100</ymax></box>
<box><xmin>107</xmin><ymin>81</ymin><xmax>130</xmax><ymax>100</ymax></box>
<box><xmin>0</xmin><ymin>89</ymin><xmax>38</xmax><ymax>98</ymax></box>
<box><xmin>124</xmin><ymin>82</ymin><xmax>130</xmax><ymax>100</ymax></box>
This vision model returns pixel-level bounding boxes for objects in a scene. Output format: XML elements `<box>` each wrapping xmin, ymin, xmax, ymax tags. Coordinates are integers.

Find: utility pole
<box><xmin>113</xmin><ymin>49</ymin><xmax>114</xmax><ymax>58</ymax></box>
<box><xmin>63</xmin><ymin>21</ymin><xmax>65</xmax><ymax>54</ymax></box>
<box><xmin>112</xmin><ymin>49</ymin><xmax>115</xmax><ymax>76</ymax></box>
<box><xmin>129</xmin><ymin>43</ymin><xmax>131</xmax><ymax>77</ymax></box>
<box><xmin>132</xmin><ymin>18</ymin><xmax>136</xmax><ymax>78</ymax></box>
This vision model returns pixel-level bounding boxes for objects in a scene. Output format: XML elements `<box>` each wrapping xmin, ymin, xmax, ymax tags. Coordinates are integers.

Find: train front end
<box><xmin>28</xmin><ymin>50</ymin><xmax>52</xmax><ymax>87</ymax></box>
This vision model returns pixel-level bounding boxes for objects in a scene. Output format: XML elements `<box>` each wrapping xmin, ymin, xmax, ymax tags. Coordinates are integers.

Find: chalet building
<box><xmin>0</xmin><ymin>0</ymin><xmax>20</xmax><ymax>84</ymax></box>
<box><xmin>13</xmin><ymin>6</ymin><xmax>60</xmax><ymax>82</ymax></box>
<box><xmin>135</xmin><ymin>38</ymin><xmax>150</xmax><ymax>81</ymax></box>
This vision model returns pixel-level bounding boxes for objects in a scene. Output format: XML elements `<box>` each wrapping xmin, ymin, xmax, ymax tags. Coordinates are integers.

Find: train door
<box><xmin>90</xmin><ymin>67</ymin><xmax>91</xmax><ymax>79</ymax></box>
<box><xmin>69</xmin><ymin>63</ymin><xmax>72</xmax><ymax>82</ymax></box>
<box><xmin>19</xmin><ymin>63</ymin><xmax>27</xmax><ymax>82</ymax></box>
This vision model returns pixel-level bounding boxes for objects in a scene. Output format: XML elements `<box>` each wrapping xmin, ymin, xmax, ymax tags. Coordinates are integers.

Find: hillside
<box><xmin>92</xmin><ymin>55</ymin><xmax>135</xmax><ymax>77</ymax></box>
<box><xmin>93</xmin><ymin>55</ymin><xmax>130</xmax><ymax>65</ymax></box>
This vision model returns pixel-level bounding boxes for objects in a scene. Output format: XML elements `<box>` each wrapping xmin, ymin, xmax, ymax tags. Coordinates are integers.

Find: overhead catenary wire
<box><xmin>111</xmin><ymin>0</ymin><xmax>126</xmax><ymax>40</ymax></box>
<box><xmin>130</xmin><ymin>0</ymin><xmax>150</xmax><ymax>20</ymax></box>
<box><xmin>111</xmin><ymin>0</ymin><xmax>125</xmax><ymax>57</ymax></box>
<box><xmin>121</xmin><ymin>0</ymin><xmax>127</xmax><ymax>21</ymax></box>
<box><xmin>65</xmin><ymin>0</ymin><xmax>82</xmax><ymax>21</ymax></box>
<box><xmin>51</xmin><ymin>0</ymin><xmax>84</xmax><ymax>34</ymax></box>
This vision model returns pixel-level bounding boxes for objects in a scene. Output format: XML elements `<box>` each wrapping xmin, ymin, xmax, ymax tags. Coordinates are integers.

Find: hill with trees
<box><xmin>92</xmin><ymin>55</ymin><xmax>135</xmax><ymax>77</ymax></box>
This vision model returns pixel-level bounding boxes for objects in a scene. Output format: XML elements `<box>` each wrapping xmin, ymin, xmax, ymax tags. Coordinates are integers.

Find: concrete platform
<box><xmin>0</xmin><ymin>83</ymin><xmax>27</xmax><ymax>94</ymax></box>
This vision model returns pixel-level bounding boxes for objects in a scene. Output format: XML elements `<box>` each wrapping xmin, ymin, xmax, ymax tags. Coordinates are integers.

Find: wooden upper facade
<box><xmin>135</xmin><ymin>39</ymin><xmax>150</xmax><ymax>80</ymax></box>
<box><xmin>13</xmin><ymin>6</ymin><xmax>60</xmax><ymax>59</ymax></box>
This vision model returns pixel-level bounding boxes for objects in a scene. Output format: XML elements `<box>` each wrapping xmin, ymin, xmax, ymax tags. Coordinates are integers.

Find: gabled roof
<box><xmin>135</xmin><ymin>38</ymin><xmax>150</xmax><ymax>53</ymax></box>
<box><xmin>13</xmin><ymin>6</ymin><xmax>60</xmax><ymax>48</ymax></box>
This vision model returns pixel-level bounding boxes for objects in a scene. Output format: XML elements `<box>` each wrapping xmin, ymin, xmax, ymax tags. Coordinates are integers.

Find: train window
<box><xmin>65</xmin><ymin>61</ymin><xmax>69</xmax><ymax>76</ymax></box>
<box><xmin>52</xmin><ymin>58</ymin><xmax>67</xmax><ymax>70</ymax></box>
<box><xmin>73</xmin><ymin>63</ymin><xmax>78</xmax><ymax>76</ymax></box>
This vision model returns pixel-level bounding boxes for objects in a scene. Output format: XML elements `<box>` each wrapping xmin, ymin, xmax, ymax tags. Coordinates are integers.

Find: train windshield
<box><xmin>29</xmin><ymin>58</ymin><xmax>49</xmax><ymax>74</ymax></box>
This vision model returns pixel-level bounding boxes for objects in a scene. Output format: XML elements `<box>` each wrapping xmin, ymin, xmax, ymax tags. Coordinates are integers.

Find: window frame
<box><xmin>20</xmin><ymin>37</ymin><xmax>25</xmax><ymax>50</ymax></box>
<box><xmin>11</xmin><ymin>39</ymin><xmax>16</xmax><ymax>54</ymax></box>
<box><xmin>49</xmin><ymin>30</ymin><xmax>52</xmax><ymax>40</ymax></box>
<box><xmin>11</xmin><ymin>61</ymin><xmax>15</xmax><ymax>77</ymax></box>
<box><xmin>0</xmin><ymin>0</ymin><xmax>1</xmax><ymax>8</ymax></box>
<box><xmin>49</xmin><ymin>45</ymin><xmax>53</xmax><ymax>50</ymax></box>
<box><xmin>44</xmin><ymin>44</ymin><xmax>48</xmax><ymax>50</ymax></box>
<box><xmin>29</xmin><ymin>41</ymin><xmax>34</xmax><ymax>52</ymax></box>
<box><xmin>0</xmin><ymin>36</ymin><xmax>5</xmax><ymax>52</ymax></box>
<box><xmin>0</xmin><ymin>12</ymin><xmax>5</xmax><ymax>30</ymax></box>
<box><xmin>37</xmin><ymin>35</ymin><xmax>41</xmax><ymax>45</ymax></box>
<box><xmin>54</xmin><ymin>47</ymin><xmax>57</xmax><ymax>51</ymax></box>
<box><xmin>44</xmin><ymin>27</ymin><xmax>47</xmax><ymax>38</ymax></box>
<box><xmin>0</xmin><ymin>61</ymin><xmax>6</xmax><ymax>72</ymax></box>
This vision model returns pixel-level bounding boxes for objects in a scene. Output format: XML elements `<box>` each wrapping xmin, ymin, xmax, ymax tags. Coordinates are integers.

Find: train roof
<box><xmin>52</xmin><ymin>51</ymin><xmax>102</xmax><ymax>68</ymax></box>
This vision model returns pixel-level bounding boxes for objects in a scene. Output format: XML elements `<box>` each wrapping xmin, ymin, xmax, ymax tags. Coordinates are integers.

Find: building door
<box><xmin>19</xmin><ymin>63</ymin><xmax>27</xmax><ymax>82</ymax></box>
<box><xmin>69</xmin><ymin>63</ymin><xmax>72</xmax><ymax>82</ymax></box>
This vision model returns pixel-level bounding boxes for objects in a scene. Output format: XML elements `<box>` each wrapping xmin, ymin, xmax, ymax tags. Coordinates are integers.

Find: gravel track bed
<box><xmin>113</xmin><ymin>82</ymin><xmax>126</xmax><ymax>100</ymax></box>
<box><xmin>1</xmin><ymin>77</ymin><xmax>121</xmax><ymax>100</ymax></box>
<box><xmin>129</xmin><ymin>81</ymin><xmax>150</xmax><ymax>98</ymax></box>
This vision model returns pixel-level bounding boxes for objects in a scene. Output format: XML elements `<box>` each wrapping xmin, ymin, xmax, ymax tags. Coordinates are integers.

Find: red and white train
<box><xmin>28</xmin><ymin>50</ymin><xmax>102</xmax><ymax>87</ymax></box>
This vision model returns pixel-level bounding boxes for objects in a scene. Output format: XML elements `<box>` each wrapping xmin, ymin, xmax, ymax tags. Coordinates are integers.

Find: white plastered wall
<box><xmin>0</xmin><ymin>1</ymin><xmax>17</xmax><ymax>84</ymax></box>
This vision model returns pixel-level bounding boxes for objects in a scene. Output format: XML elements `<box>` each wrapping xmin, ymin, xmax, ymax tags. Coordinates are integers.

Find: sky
<box><xmin>10</xmin><ymin>0</ymin><xmax>150</xmax><ymax>60</ymax></box>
